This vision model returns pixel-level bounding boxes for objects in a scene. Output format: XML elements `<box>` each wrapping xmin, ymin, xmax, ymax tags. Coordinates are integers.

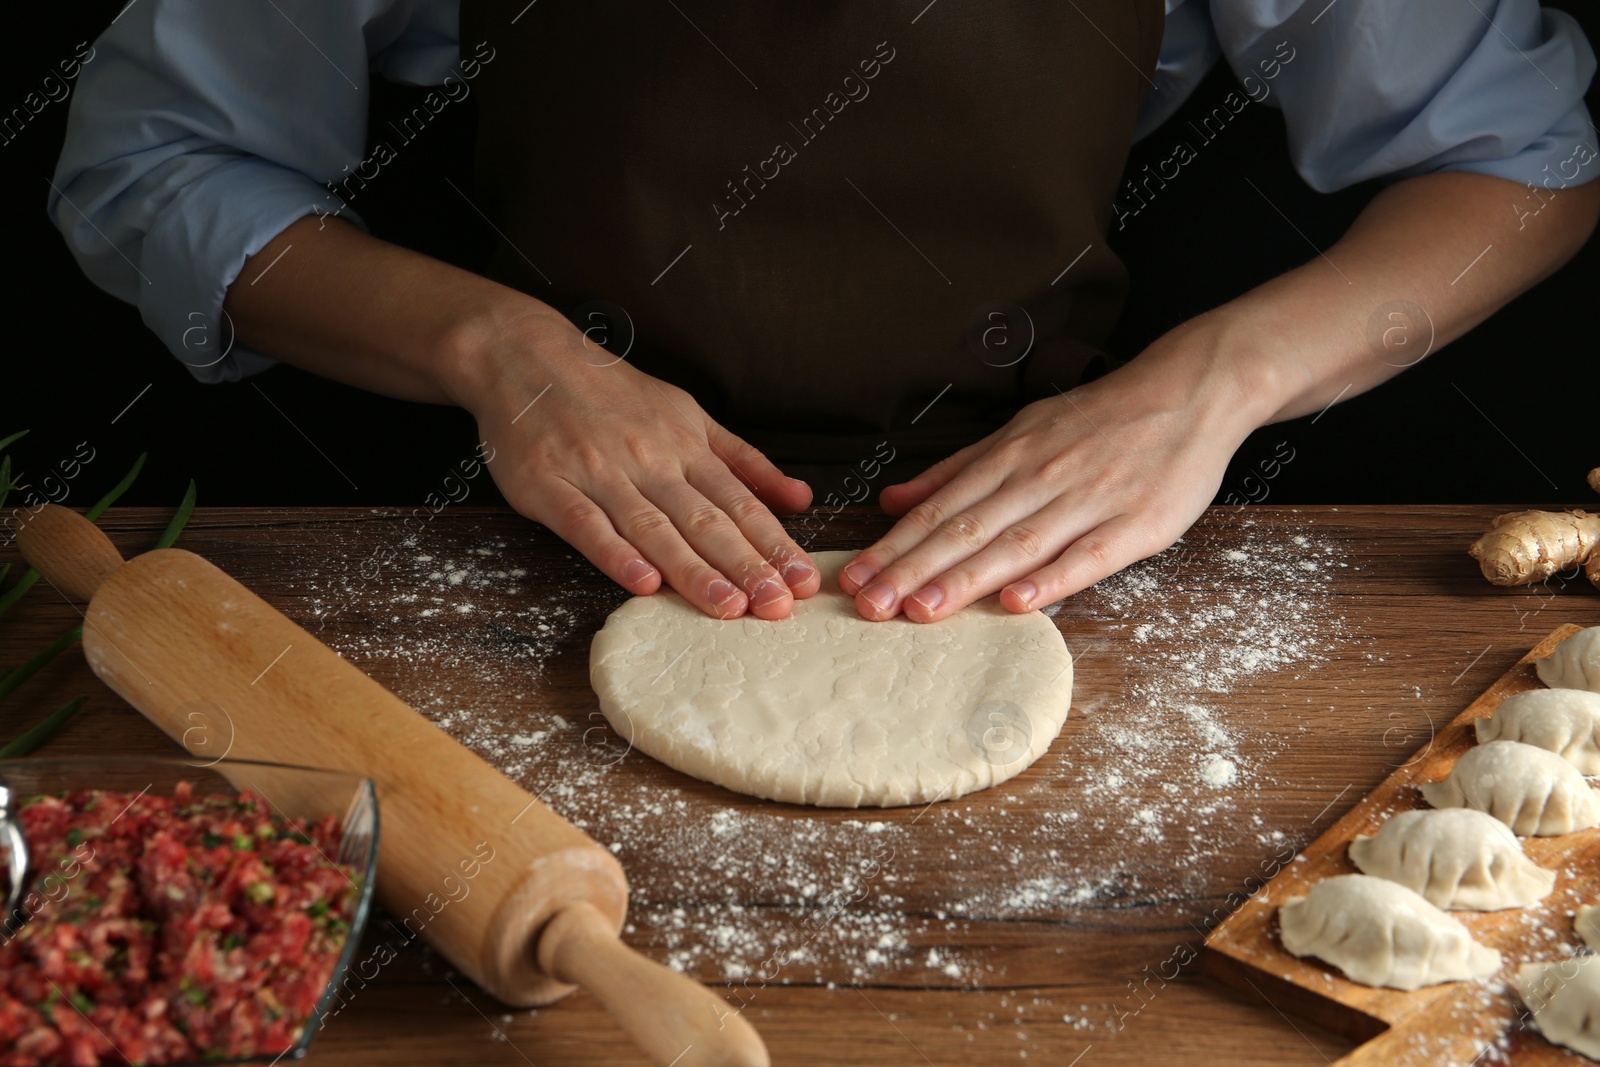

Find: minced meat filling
<box><xmin>1</xmin><ymin>782</ymin><xmax>361</xmax><ymax>1066</ymax></box>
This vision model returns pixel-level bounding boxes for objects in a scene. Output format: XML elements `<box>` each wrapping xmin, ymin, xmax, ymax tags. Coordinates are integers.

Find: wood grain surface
<box><xmin>4</xmin><ymin>503</ymin><xmax>1598</xmax><ymax>1066</ymax></box>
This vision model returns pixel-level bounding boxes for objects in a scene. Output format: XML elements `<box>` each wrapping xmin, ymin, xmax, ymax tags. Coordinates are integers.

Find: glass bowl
<box><xmin>0</xmin><ymin>755</ymin><xmax>379</xmax><ymax>1064</ymax></box>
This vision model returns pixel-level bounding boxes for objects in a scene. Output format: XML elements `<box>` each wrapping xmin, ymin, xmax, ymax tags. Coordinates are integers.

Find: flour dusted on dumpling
<box><xmin>1518</xmin><ymin>956</ymin><xmax>1600</xmax><ymax>1060</ymax></box>
<box><xmin>1476</xmin><ymin>688</ymin><xmax>1600</xmax><ymax>775</ymax></box>
<box><xmin>1419</xmin><ymin>740</ymin><xmax>1600</xmax><ymax>837</ymax></box>
<box><xmin>1278</xmin><ymin>874</ymin><xmax>1501</xmax><ymax>991</ymax></box>
<box><xmin>1537</xmin><ymin>626</ymin><xmax>1600</xmax><ymax>692</ymax></box>
<box><xmin>1578</xmin><ymin>905</ymin><xmax>1600</xmax><ymax>951</ymax></box>
<box><xmin>1347</xmin><ymin>808</ymin><xmax>1554</xmax><ymax>911</ymax></box>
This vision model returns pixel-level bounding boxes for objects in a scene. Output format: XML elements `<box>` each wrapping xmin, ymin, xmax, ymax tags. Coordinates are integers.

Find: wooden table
<box><xmin>3</xmin><ymin>504</ymin><xmax>1593</xmax><ymax>1066</ymax></box>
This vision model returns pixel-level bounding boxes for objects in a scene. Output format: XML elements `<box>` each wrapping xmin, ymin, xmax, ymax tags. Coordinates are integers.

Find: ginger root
<box><xmin>1470</xmin><ymin>468</ymin><xmax>1600</xmax><ymax>589</ymax></box>
<box><xmin>1470</xmin><ymin>510</ymin><xmax>1600</xmax><ymax>586</ymax></box>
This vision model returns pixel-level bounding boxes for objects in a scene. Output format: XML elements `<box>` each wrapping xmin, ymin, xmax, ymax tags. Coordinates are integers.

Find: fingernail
<box><xmin>843</xmin><ymin>562</ymin><xmax>878</xmax><ymax>590</ymax></box>
<box><xmin>624</xmin><ymin>559</ymin><xmax>655</xmax><ymax>585</ymax></box>
<box><xmin>750</xmin><ymin>578</ymin><xmax>788</xmax><ymax>608</ymax></box>
<box><xmin>709</xmin><ymin>579</ymin><xmax>741</xmax><ymax>608</ymax></box>
<box><xmin>860</xmin><ymin>582</ymin><xmax>895</xmax><ymax>613</ymax></box>
<box><xmin>910</xmin><ymin>586</ymin><xmax>944</xmax><ymax>613</ymax></box>
<box><xmin>781</xmin><ymin>559</ymin><xmax>815</xmax><ymax>587</ymax></box>
<box><xmin>1008</xmin><ymin>581</ymin><xmax>1038</xmax><ymax>608</ymax></box>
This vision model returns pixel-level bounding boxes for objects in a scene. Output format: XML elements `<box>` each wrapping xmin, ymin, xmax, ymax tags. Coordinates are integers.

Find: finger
<box><xmin>1000</xmin><ymin>515</ymin><xmax>1154</xmax><ymax>613</ymax></box>
<box><xmin>531</xmin><ymin>478</ymin><xmax>662</xmax><ymax>596</ymax></box>
<box><xmin>687</xmin><ymin>463</ymin><xmax>822</xmax><ymax>600</ymax></box>
<box><xmin>588</xmin><ymin>476</ymin><xmax>750</xmax><ymax>619</ymax></box>
<box><xmin>707</xmin><ymin>424</ymin><xmax>813</xmax><ymax>514</ymax></box>
<box><xmin>898</xmin><ymin>500</ymin><xmax>1090</xmax><ymax>623</ymax></box>
<box><xmin>838</xmin><ymin>457</ymin><xmax>1011</xmax><ymax>607</ymax></box>
<box><xmin>852</xmin><ymin>483</ymin><xmax>1047</xmax><ymax>621</ymax></box>
<box><xmin>643</xmin><ymin>478</ymin><xmax>797</xmax><ymax>621</ymax></box>
<box><xmin>877</xmin><ymin>434</ymin><xmax>994</xmax><ymax>518</ymax></box>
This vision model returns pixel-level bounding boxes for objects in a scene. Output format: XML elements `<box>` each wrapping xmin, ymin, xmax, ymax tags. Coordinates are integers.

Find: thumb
<box><xmin>879</xmin><ymin>435</ymin><xmax>991</xmax><ymax>516</ymax></box>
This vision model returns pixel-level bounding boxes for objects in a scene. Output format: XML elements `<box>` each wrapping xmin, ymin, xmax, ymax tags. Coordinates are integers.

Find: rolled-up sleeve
<box><xmin>1209</xmin><ymin>0</ymin><xmax>1597</xmax><ymax>193</ymax></box>
<box><xmin>49</xmin><ymin>0</ymin><xmax>460</xmax><ymax>382</ymax></box>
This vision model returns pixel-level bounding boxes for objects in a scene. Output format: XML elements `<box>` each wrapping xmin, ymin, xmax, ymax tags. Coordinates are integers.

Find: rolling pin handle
<box><xmin>14</xmin><ymin>504</ymin><xmax>127</xmax><ymax>602</ymax></box>
<box><xmin>537</xmin><ymin>902</ymin><xmax>770</xmax><ymax>1067</ymax></box>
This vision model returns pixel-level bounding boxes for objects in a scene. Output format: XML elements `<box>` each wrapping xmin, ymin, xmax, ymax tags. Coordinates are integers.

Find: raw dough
<box><xmin>1578</xmin><ymin>904</ymin><xmax>1600</xmax><ymax>951</ymax></box>
<box><xmin>589</xmin><ymin>551</ymin><xmax>1073</xmax><ymax>807</ymax></box>
<box><xmin>1518</xmin><ymin>956</ymin><xmax>1600</xmax><ymax>1060</ymax></box>
<box><xmin>1278</xmin><ymin>874</ymin><xmax>1502</xmax><ymax>991</ymax></box>
<box><xmin>1475</xmin><ymin>687</ymin><xmax>1600</xmax><ymax>775</ymax></box>
<box><xmin>1347</xmin><ymin>808</ymin><xmax>1555</xmax><ymax>911</ymax></box>
<box><xmin>1536</xmin><ymin>626</ymin><xmax>1600</xmax><ymax>692</ymax></box>
<box><xmin>1418</xmin><ymin>740</ymin><xmax>1600</xmax><ymax>837</ymax></box>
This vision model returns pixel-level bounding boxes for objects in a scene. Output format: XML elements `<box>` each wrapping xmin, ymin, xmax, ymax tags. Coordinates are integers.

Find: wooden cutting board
<box><xmin>1204</xmin><ymin>622</ymin><xmax>1600</xmax><ymax>1064</ymax></box>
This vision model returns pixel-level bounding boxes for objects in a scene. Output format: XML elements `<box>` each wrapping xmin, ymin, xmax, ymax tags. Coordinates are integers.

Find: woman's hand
<box><xmin>840</xmin><ymin>168</ymin><xmax>1600</xmax><ymax>623</ymax></box>
<box><xmin>839</xmin><ymin>323</ymin><xmax>1274</xmax><ymax>621</ymax></box>
<box><xmin>226</xmin><ymin>173</ymin><xmax>1597</xmax><ymax>627</ymax></box>
<box><xmin>461</xmin><ymin>310</ymin><xmax>822</xmax><ymax>620</ymax></box>
<box><xmin>225</xmin><ymin>218</ymin><xmax>820</xmax><ymax>620</ymax></box>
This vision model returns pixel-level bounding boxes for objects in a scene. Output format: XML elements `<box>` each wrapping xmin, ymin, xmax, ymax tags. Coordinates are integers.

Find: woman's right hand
<box><xmin>221</xmin><ymin>216</ymin><xmax>817</xmax><ymax>618</ymax></box>
<box><xmin>456</xmin><ymin>307</ymin><xmax>821</xmax><ymax>620</ymax></box>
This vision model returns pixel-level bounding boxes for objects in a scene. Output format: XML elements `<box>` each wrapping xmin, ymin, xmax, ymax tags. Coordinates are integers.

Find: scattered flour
<box><xmin>1200</xmin><ymin>757</ymin><xmax>1238</xmax><ymax>788</ymax></box>
<box><xmin>292</xmin><ymin>513</ymin><xmax>1350</xmax><ymax>998</ymax></box>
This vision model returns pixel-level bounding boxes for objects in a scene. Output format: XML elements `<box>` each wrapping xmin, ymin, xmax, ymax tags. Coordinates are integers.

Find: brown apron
<box><xmin>461</xmin><ymin>0</ymin><xmax>1164</xmax><ymax>465</ymax></box>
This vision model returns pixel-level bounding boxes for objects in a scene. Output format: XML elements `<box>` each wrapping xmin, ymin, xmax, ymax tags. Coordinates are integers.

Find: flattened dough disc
<box><xmin>589</xmin><ymin>550</ymin><xmax>1073</xmax><ymax>807</ymax></box>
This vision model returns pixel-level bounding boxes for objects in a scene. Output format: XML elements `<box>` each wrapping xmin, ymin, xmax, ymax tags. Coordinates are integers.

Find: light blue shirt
<box><xmin>49</xmin><ymin>0</ymin><xmax>1599</xmax><ymax>383</ymax></box>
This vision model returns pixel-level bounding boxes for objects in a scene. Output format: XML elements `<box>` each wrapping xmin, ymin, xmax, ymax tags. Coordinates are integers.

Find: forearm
<box><xmin>1171</xmin><ymin>171</ymin><xmax>1600</xmax><ymax>426</ymax></box>
<box><xmin>223</xmin><ymin>216</ymin><xmax>564</xmax><ymax>408</ymax></box>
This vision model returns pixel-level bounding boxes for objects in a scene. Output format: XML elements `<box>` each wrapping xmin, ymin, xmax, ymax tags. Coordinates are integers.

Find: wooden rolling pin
<box><xmin>16</xmin><ymin>504</ymin><xmax>766</xmax><ymax>1067</ymax></box>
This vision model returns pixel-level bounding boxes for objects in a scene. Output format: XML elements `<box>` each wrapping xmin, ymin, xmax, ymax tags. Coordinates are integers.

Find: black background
<box><xmin>6</xmin><ymin>1</ymin><xmax>1599</xmax><ymax>511</ymax></box>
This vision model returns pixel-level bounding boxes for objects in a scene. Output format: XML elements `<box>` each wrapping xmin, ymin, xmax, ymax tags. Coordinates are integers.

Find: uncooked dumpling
<box><xmin>1518</xmin><ymin>956</ymin><xmax>1600</xmax><ymax>1060</ymax></box>
<box><xmin>1537</xmin><ymin>626</ymin><xmax>1600</xmax><ymax>692</ymax></box>
<box><xmin>1578</xmin><ymin>904</ymin><xmax>1600</xmax><ymax>951</ymax></box>
<box><xmin>1475</xmin><ymin>688</ymin><xmax>1600</xmax><ymax>774</ymax></box>
<box><xmin>1278</xmin><ymin>874</ymin><xmax>1501</xmax><ymax>990</ymax></box>
<box><xmin>1418</xmin><ymin>740</ymin><xmax>1600</xmax><ymax>836</ymax></box>
<box><xmin>1347</xmin><ymin>808</ymin><xmax>1555</xmax><ymax>911</ymax></box>
<box><xmin>589</xmin><ymin>551</ymin><xmax>1073</xmax><ymax>807</ymax></box>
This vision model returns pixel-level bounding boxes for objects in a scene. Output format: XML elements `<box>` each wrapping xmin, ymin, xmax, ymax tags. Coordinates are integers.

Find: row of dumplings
<box><xmin>1279</xmin><ymin>629</ymin><xmax>1600</xmax><ymax>1060</ymax></box>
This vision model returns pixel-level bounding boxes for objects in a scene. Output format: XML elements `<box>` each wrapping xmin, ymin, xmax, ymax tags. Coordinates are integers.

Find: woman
<box><xmin>51</xmin><ymin>1</ymin><xmax>1599</xmax><ymax>623</ymax></box>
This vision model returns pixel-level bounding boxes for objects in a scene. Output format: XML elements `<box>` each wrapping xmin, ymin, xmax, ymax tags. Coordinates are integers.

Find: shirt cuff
<box><xmin>1432</xmin><ymin>99</ymin><xmax>1600</xmax><ymax>192</ymax></box>
<box><xmin>139</xmin><ymin>157</ymin><xmax>363</xmax><ymax>384</ymax></box>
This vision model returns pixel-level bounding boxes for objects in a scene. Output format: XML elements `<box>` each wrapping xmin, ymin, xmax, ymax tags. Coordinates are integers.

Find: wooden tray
<box><xmin>1204</xmin><ymin>623</ymin><xmax>1600</xmax><ymax>1065</ymax></box>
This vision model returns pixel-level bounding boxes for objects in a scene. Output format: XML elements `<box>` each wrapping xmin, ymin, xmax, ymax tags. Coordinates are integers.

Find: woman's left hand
<box><xmin>839</xmin><ymin>323</ymin><xmax>1276</xmax><ymax>620</ymax></box>
<box><xmin>841</xmin><ymin>167</ymin><xmax>1600</xmax><ymax>622</ymax></box>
